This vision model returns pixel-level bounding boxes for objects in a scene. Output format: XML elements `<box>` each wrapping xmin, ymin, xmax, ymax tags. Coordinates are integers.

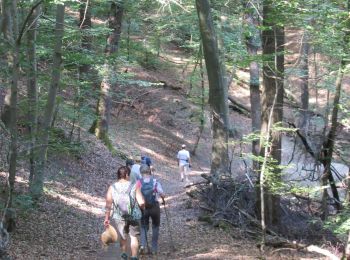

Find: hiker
<box><xmin>130</xmin><ymin>157</ymin><xmax>142</xmax><ymax>184</ymax></box>
<box><xmin>139</xmin><ymin>164</ymin><xmax>165</xmax><ymax>255</ymax></box>
<box><xmin>104</xmin><ymin>166</ymin><xmax>145</xmax><ymax>260</ymax></box>
<box><xmin>126</xmin><ymin>158</ymin><xmax>134</xmax><ymax>169</ymax></box>
<box><xmin>177</xmin><ymin>144</ymin><xmax>191</xmax><ymax>182</ymax></box>
<box><xmin>141</xmin><ymin>155</ymin><xmax>154</xmax><ymax>173</ymax></box>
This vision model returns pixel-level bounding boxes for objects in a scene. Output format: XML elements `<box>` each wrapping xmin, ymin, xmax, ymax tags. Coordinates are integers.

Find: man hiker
<box><xmin>104</xmin><ymin>166</ymin><xmax>145</xmax><ymax>260</ymax></box>
<box><xmin>177</xmin><ymin>144</ymin><xmax>191</xmax><ymax>182</ymax></box>
<box><xmin>139</xmin><ymin>165</ymin><xmax>165</xmax><ymax>255</ymax></box>
<box><xmin>141</xmin><ymin>154</ymin><xmax>154</xmax><ymax>173</ymax></box>
<box><xmin>130</xmin><ymin>157</ymin><xmax>142</xmax><ymax>184</ymax></box>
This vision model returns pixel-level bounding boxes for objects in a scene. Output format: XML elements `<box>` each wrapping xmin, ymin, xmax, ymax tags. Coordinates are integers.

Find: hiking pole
<box><xmin>162</xmin><ymin>201</ymin><xmax>176</xmax><ymax>252</ymax></box>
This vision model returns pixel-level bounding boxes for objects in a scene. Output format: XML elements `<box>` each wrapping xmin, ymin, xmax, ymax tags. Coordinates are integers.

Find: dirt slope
<box><xmin>2</xmin><ymin>44</ymin><xmax>331</xmax><ymax>260</ymax></box>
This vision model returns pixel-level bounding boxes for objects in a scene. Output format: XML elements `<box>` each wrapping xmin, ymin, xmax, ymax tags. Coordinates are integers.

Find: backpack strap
<box><xmin>152</xmin><ymin>178</ymin><xmax>158</xmax><ymax>193</ymax></box>
<box><xmin>126</xmin><ymin>182</ymin><xmax>136</xmax><ymax>216</ymax></box>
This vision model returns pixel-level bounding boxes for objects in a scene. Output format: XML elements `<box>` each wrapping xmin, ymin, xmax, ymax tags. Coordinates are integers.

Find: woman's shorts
<box><xmin>113</xmin><ymin>219</ymin><xmax>140</xmax><ymax>240</ymax></box>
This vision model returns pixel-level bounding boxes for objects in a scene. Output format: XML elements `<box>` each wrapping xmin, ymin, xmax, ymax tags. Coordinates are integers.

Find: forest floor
<box><xmin>1</xmin><ymin>43</ymin><xmax>339</xmax><ymax>259</ymax></box>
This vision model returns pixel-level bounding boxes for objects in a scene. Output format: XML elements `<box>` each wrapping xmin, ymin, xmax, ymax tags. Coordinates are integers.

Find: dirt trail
<box><xmin>99</xmin><ymin>116</ymin><xmax>258</xmax><ymax>260</ymax></box>
<box><xmin>96</xmin><ymin>114</ymin><xmax>320</xmax><ymax>260</ymax></box>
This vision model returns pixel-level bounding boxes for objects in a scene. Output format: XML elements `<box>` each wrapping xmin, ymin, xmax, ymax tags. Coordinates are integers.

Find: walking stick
<box><xmin>162</xmin><ymin>200</ymin><xmax>176</xmax><ymax>252</ymax></box>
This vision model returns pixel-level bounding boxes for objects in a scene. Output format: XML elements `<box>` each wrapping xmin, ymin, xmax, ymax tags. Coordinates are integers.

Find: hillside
<box><xmin>0</xmin><ymin>43</ymin><xmax>335</xmax><ymax>260</ymax></box>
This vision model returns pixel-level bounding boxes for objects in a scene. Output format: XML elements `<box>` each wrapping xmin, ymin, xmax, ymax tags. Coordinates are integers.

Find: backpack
<box><xmin>112</xmin><ymin>183</ymin><xmax>135</xmax><ymax>220</ymax></box>
<box><xmin>141</xmin><ymin>178</ymin><xmax>157</xmax><ymax>208</ymax></box>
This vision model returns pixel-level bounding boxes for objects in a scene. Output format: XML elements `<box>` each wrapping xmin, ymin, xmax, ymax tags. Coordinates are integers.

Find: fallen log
<box><xmin>265</xmin><ymin>237</ymin><xmax>339</xmax><ymax>260</ymax></box>
<box><xmin>228</xmin><ymin>95</ymin><xmax>250</xmax><ymax>116</ymax></box>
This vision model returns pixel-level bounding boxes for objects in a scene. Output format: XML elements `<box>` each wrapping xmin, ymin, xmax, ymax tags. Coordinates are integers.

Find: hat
<box><xmin>181</xmin><ymin>144</ymin><xmax>186</xmax><ymax>148</ymax></box>
<box><xmin>101</xmin><ymin>225</ymin><xmax>118</xmax><ymax>246</ymax></box>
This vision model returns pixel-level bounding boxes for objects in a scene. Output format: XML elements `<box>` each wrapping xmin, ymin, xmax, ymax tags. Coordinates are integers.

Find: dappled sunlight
<box><xmin>0</xmin><ymin>171</ymin><xmax>105</xmax><ymax>216</ymax></box>
<box><xmin>0</xmin><ymin>171</ymin><xmax>27</xmax><ymax>184</ymax></box>
<box><xmin>133</xmin><ymin>141</ymin><xmax>178</xmax><ymax>168</ymax></box>
<box><xmin>45</xmin><ymin>188</ymin><xmax>104</xmax><ymax>216</ymax></box>
<box><xmin>185</xmin><ymin>247</ymin><xmax>238</xmax><ymax>259</ymax></box>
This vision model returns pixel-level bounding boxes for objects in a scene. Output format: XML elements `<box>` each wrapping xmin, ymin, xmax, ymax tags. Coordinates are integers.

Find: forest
<box><xmin>0</xmin><ymin>0</ymin><xmax>350</xmax><ymax>259</ymax></box>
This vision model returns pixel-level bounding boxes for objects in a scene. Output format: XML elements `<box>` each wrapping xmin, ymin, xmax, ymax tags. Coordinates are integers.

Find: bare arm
<box><xmin>136</xmin><ymin>185</ymin><xmax>145</xmax><ymax>210</ymax></box>
<box><xmin>104</xmin><ymin>186</ymin><xmax>113</xmax><ymax>227</ymax></box>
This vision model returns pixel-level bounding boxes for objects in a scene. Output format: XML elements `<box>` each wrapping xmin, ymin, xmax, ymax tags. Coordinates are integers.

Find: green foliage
<box><xmin>324</xmin><ymin>208</ymin><xmax>350</xmax><ymax>239</ymax></box>
<box><xmin>14</xmin><ymin>194</ymin><xmax>35</xmax><ymax>210</ymax></box>
<box><xmin>48</xmin><ymin>127</ymin><xmax>83</xmax><ymax>157</ymax></box>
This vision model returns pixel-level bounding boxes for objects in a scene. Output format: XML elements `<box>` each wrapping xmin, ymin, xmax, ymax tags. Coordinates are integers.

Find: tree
<box><xmin>196</xmin><ymin>0</ymin><xmax>229</xmax><ymax>184</ymax></box>
<box><xmin>30</xmin><ymin>3</ymin><xmax>65</xmax><ymax>198</ymax></box>
<box><xmin>4</xmin><ymin>0</ymin><xmax>19</xmax><ymax>207</ymax></box>
<box><xmin>299</xmin><ymin>31</ymin><xmax>310</xmax><ymax>134</ymax></box>
<box><xmin>243</xmin><ymin>0</ymin><xmax>261</xmax><ymax>172</ymax></box>
<box><xmin>26</xmin><ymin>2</ymin><xmax>41</xmax><ymax>183</ymax></box>
<box><xmin>90</xmin><ymin>1</ymin><xmax>124</xmax><ymax>149</ymax></box>
<box><xmin>259</xmin><ymin>0</ymin><xmax>284</xmax><ymax>226</ymax></box>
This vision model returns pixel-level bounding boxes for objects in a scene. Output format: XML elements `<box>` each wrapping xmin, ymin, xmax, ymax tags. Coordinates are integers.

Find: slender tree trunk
<box><xmin>7</xmin><ymin>0</ymin><xmax>19</xmax><ymax>208</ymax></box>
<box><xmin>320</xmin><ymin>0</ymin><xmax>350</xmax><ymax>217</ymax></box>
<box><xmin>260</xmin><ymin>0</ymin><xmax>284</xmax><ymax>227</ymax></box>
<box><xmin>345</xmin><ymin>229</ymin><xmax>350</xmax><ymax>259</ymax></box>
<box><xmin>1</xmin><ymin>0</ymin><xmax>14</xmax><ymax>127</ymax></box>
<box><xmin>79</xmin><ymin>0</ymin><xmax>91</xmax><ymax>75</ymax></box>
<box><xmin>321</xmin><ymin>61</ymin><xmax>344</xmax><ymax>217</ymax></box>
<box><xmin>26</xmin><ymin>4</ymin><xmax>40</xmax><ymax>183</ymax></box>
<box><xmin>30</xmin><ymin>3</ymin><xmax>65</xmax><ymax>198</ymax></box>
<box><xmin>244</xmin><ymin>1</ymin><xmax>261</xmax><ymax>172</ymax></box>
<box><xmin>192</xmin><ymin>45</ymin><xmax>205</xmax><ymax>155</ymax></box>
<box><xmin>196</xmin><ymin>0</ymin><xmax>229</xmax><ymax>184</ymax></box>
<box><xmin>299</xmin><ymin>31</ymin><xmax>309</xmax><ymax>134</ymax></box>
<box><xmin>90</xmin><ymin>2</ymin><xmax>124</xmax><ymax>148</ymax></box>
<box><xmin>345</xmin><ymin>168</ymin><xmax>350</xmax><ymax>205</ymax></box>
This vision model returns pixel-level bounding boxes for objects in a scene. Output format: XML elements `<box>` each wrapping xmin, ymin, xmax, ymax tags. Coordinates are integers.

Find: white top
<box><xmin>130</xmin><ymin>164</ymin><xmax>142</xmax><ymax>184</ymax></box>
<box><xmin>177</xmin><ymin>149</ymin><xmax>190</xmax><ymax>166</ymax></box>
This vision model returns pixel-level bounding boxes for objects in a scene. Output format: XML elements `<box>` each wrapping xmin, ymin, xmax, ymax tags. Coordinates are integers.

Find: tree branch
<box><xmin>17</xmin><ymin>0</ymin><xmax>43</xmax><ymax>44</ymax></box>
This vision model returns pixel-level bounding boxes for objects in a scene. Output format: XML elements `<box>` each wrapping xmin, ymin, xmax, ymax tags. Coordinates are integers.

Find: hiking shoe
<box><xmin>130</xmin><ymin>257</ymin><xmax>138</xmax><ymax>260</ymax></box>
<box><xmin>139</xmin><ymin>246</ymin><xmax>145</xmax><ymax>255</ymax></box>
<box><xmin>120</xmin><ymin>252</ymin><xmax>128</xmax><ymax>260</ymax></box>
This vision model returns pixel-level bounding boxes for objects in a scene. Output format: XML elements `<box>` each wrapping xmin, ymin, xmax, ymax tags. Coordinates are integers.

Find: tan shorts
<box><xmin>113</xmin><ymin>219</ymin><xmax>140</xmax><ymax>240</ymax></box>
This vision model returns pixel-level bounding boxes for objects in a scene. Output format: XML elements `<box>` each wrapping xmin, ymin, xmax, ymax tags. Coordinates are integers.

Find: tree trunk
<box><xmin>244</xmin><ymin>0</ymin><xmax>261</xmax><ymax>172</ymax></box>
<box><xmin>259</xmin><ymin>0</ymin><xmax>284</xmax><ymax>227</ymax></box>
<box><xmin>345</xmin><ymin>229</ymin><xmax>350</xmax><ymax>259</ymax></box>
<box><xmin>192</xmin><ymin>45</ymin><xmax>205</xmax><ymax>156</ymax></box>
<box><xmin>0</xmin><ymin>0</ymin><xmax>14</xmax><ymax>128</ymax></box>
<box><xmin>30</xmin><ymin>3</ymin><xmax>65</xmax><ymax>198</ymax></box>
<box><xmin>79</xmin><ymin>0</ymin><xmax>91</xmax><ymax>75</ymax></box>
<box><xmin>90</xmin><ymin>1</ymin><xmax>124</xmax><ymax>148</ymax></box>
<box><xmin>321</xmin><ymin>61</ymin><xmax>344</xmax><ymax>218</ymax></box>
<box><xmin>26</xmin><ymin>4</ymin><xmax>40</xmax><ymax>183</ymax></box>
<box><xmin>299</xmin><ymin>31</ymin><xmax>309</xmax><ymax>134</ymax></box>
<box><xmin>320</xmin><ymin>0</ymin><xmax>350</xmax><ymax>217</ymax></box>
<box><xmin>7</xmin><ymin>0</ymin><xmax>19</xmax><ymax>208</ymax></box>
<box><xmin>196</xmin><ymin>0</ymin><xmax>229</xmax><ymax>184</ymax></box>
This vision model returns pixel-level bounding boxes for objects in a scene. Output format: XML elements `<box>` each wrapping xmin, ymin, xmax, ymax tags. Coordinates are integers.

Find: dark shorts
<box><xmin>113</xmin><ymin>219</ymin><xmax>140</xmax><ymax>240</ymax></box>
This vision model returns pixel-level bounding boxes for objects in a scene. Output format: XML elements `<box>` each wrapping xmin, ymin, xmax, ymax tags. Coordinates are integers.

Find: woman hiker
<box><xmin>104</xmin><ymin>166</ymin><xmax>145</xmax><ymax>260</ymax></box>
